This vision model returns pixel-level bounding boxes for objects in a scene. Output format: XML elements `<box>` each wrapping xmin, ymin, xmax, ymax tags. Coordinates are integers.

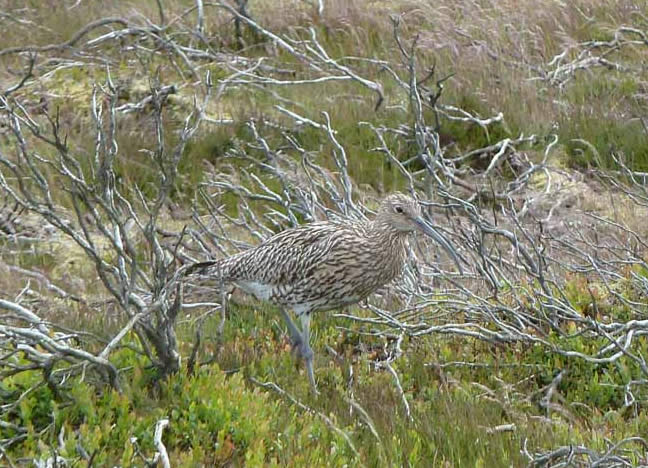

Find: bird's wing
<box><xmin>225</xmin><ymin>221</ymin><xmax>360</xmax><ymax>285</ymax></box>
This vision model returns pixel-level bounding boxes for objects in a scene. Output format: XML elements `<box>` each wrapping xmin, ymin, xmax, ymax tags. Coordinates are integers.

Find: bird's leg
<box><xmin>278</xmin><ymin>308</ymin><xmax>318</xmax><ymax>394</ymax></box>
<box><xmin>279</xmin><ymin>307</ymin><xmax>303</xmax><ymax>347</ymax></box>
<box><xmin>299</xmin><ymin>313</ymin><xmax>318</xmax><ymax>394</ymax></box>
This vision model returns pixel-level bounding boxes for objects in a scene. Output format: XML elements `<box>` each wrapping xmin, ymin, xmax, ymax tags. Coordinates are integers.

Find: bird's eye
<box><xmin>395</xmin><ymin>206</ymin><xmax>404</xmax><ymax>214</ymax></box>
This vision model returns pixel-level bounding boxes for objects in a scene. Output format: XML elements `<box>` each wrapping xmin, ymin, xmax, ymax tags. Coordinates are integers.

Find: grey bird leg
<box><xmin>299</xmin><ymin>313</ymin><xmax>318</xmax><ymax>394</ymax></box>
<box><xmin>279</xmin><ymin>307</ymin><xmax>303</xmax><ymax>346</ymax></box>
<box><xmin>279</xmin><ymin>309</ymin><xmax>318</xmax><ymax>394</ymax></box>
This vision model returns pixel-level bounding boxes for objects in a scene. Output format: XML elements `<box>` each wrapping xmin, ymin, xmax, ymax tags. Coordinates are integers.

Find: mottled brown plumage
<box><xmin>188</xmin><ymin>193</ymin><xmax>460</xmax><ymax>392</ymax></box>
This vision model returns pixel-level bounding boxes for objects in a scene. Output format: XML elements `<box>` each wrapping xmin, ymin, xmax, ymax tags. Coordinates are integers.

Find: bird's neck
<box><xmin>365</xmin><ymin>219</ymin><xmax>410</xmax><ymax>283</ymax></box>
<box><xmin>367</xmin><ymin>219</ymin><xmax>409</xmax><ymax>251</ymax></box>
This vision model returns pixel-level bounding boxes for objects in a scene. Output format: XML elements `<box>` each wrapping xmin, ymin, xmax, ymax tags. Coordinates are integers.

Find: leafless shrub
<box><xmin>540</xmin><ymin>26</ymin><xmax>648</xmax><ymax>88</ymax></box>
<box><xmin>0</xmin><ymin>65</ymin><xmax>211</xmax><ymax>390</ymax></box>
<box><xmin>523</xmin><ymin>436</ymin><xmax>648</xmax><ymax>467</ymax></box>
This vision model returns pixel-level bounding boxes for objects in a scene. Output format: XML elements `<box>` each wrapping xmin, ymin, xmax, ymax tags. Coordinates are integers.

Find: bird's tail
<box><xmin>183</xmin><ymin>258</ymin><xmax>232</xmax><ymax>281</ymax></box>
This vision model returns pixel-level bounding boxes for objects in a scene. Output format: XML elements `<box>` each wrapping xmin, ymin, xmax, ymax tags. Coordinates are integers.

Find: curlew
<box><xmin>187</xmin><ymin>193</ymin><xmax>461</xmax><ymax>392</ymax></box>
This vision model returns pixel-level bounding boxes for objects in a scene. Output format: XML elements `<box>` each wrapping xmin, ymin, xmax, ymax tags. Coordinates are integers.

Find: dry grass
<box><xmin>242</xmin><ymin>0</ymin><xmax>647</xmax><ymax>165</ymax></box>
<box><xmin>2</xmin><ymin>0</ymin><xmax>645</xmax><ymax>168</ymax></box>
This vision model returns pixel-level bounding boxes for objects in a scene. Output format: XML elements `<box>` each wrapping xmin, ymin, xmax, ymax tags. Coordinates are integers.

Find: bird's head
<box><xmin>377</xmin><ymin>193</ymin><xmax>463</xmax><ymax>272</ymax></box>
<box><xmin>377</xmin><ymin>193</ymin><xmax>423</xmax><ymax>232</ymax></box>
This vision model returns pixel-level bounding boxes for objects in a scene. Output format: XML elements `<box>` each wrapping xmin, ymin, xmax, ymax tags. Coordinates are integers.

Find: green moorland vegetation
<box><xmin>1</xmin><ymin>0</ymin><xmax>647</xmax><ymax>466</ymax></box>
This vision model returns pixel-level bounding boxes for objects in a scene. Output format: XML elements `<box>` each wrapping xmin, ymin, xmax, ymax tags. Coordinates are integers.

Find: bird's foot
<box><xmin>289</xmin><ymin>340</ymin><xmax>318</xmax><ymax>394</ymax></box>
<box><xmin>304</xmin><ymin>351</ymin><xmax>319</xmax><ymax>395</ymax></box>
<box><xmin>298</xmin><ymin>344</ymin><xmax>318</xmax><ymax>394</ymax></box>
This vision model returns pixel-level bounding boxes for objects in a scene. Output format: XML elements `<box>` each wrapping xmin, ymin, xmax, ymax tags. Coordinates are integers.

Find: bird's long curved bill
<box><xmin>414</xmin><ymin>217</ymin><xmax>463</xmax><ymax>274</ymax></box>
